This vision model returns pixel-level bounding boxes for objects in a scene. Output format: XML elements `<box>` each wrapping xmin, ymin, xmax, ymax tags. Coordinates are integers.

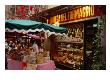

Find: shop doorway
<box><xmin>84</xmin><ymin>18</ymin><xmax>98</xmax><ymax>70</ymax></box>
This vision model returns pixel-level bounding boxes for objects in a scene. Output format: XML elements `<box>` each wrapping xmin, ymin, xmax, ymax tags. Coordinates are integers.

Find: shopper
<box><xmin>32</xmin><ymin>41</ymin><xmax>39</xmax><ymax>54</ymax></box>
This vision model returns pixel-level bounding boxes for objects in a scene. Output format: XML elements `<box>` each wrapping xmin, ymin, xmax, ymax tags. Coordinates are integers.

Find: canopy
<box><xmin>5</xmin><ymin>20</ymin><xmax>67</xmax><ymax>35</ymax></box>
<box><xmin>39</xmin><ymin>23</ymin><xmax>67</xmax><ymax>33</ymax></box>
<box><xmin>5</xmin><ymin>20</ymin><xmax>42</xmax><ymax>32</ymax></box>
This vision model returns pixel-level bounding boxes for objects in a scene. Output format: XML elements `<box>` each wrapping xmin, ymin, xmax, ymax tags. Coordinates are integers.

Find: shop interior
<box><xmin>50</xmin><ymin>18</ymin><xmax>105</xmax><ymax>70</ymax></box>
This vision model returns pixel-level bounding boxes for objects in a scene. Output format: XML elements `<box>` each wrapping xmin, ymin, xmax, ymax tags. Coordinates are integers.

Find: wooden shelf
<box><xmin>56</xmin><ymin>41</ymin><xmax>83</xmax><ymax>44</ymax></box>
<box><xmin>55</xmin><ymin>61</ymin><xmax>74</xmax><ymax>69</ymax></box>
<box><xmin>58</xmin><ymin>49</ymin><xmax>83</xmax><ymax>52</ymax></box>
<box><xmin>55</xmin><ymin>61</ymin><xmax>83</xmax><ymax>70</ymax></box>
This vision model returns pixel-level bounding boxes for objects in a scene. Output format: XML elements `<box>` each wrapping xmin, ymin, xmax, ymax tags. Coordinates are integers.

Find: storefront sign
<box><xmin>49</xmin><ymin>5</ymin><xmax>95</xmax><ymax>24</ymax></box>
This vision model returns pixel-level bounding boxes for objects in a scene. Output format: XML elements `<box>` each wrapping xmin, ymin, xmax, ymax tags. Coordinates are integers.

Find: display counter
<box><xmin>36</xmin><ymin>60</ymin><xmax>56</xmax><ymax>70</ymax></box>
<box><xmin>7</xmin><ymin>59</ymin><xmax>22</xmax><ymax>70</ymax></box>
<box><xmin>7</xmin><ymin>59</ymin><xmax>56</xmax><ymax>70</ymax></box>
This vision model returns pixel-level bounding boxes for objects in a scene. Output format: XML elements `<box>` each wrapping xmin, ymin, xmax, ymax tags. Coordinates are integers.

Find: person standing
<box><xmin>32</xmin><ymin>41</ymin><xmax>39</xmax><ymax>54</ymax></box>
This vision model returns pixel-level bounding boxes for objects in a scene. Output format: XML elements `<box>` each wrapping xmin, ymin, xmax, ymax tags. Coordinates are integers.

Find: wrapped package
<box><xmin>36</xmin><ymin>53</ymin><xmax>43</xmax><ymax>58</ymax></box>
<box><xmin>43</xmin><ymin>51</ymin><xmax>50</xmax><ymax>62</ymax></box>
<box><xmin>36</xmin><ymin>58</ymin><xmax>44</xmax><ymax>64</ymax></box>
<box><xmin>43</xmin><ymin>51</ymin><xmax>47</xmax><ymax>57</ymax></box>
<box><xmin>36</xmin><ymin>53</ymin><xmax>44</xmax><ymax>64</ymax></box>
<box><xmin>43</xmin><ymin>51</ymin><xmax>50</xmax><ymax>57</ymax></box>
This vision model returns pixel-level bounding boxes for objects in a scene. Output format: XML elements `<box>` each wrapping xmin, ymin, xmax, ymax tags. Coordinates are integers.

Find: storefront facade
<box><xmin>42</xmin><ymin>5</ymin><xmax>106</xmax><ymax>70</ymax></box>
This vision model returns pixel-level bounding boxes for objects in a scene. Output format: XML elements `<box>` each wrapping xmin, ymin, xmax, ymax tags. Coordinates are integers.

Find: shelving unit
<box><xmin>53</xmin><ymin>41</ymin><xmax>84</xmax><ymax>69</ymax></box>
<box><xmin>51</xmin><ymin>22</ymin><xmax>84</xmax><ymax>70</ymax></box>
<box><xmin>56</xmin><ymin>41</ymin><xmax>83</xmax><ymax>44</ymax></box>
<box><xmin>51</xmin><ymin>18</ymin><xmax>99</xmax><ymax>70</ymax></box>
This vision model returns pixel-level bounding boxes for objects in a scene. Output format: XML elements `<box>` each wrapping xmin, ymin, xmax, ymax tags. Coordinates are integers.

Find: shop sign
<box><xmin>49</xmin><ymin>5</ymin><xmax>95</xmax><ymax>24</ymax></box>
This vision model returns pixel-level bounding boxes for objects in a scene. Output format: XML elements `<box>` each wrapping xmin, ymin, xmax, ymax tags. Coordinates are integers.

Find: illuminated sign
<box><xmin>49</xmin><ymin>5</ymin><xmax>95</xmax><ymax>24</ymax></box>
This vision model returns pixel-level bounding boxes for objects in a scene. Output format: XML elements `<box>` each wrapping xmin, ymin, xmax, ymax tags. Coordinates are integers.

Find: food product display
<box><xmin>6</xmin><ymin>32</ymin><xmax>51</xmax><ymax>70</ymax></box>
<box><xmin>54</xmin><ymin>36</ymin><xmax>84</xmax><ymax>69</ymax></box>
<box><xmin>53</xmin><ymin>23</ymin><xmax>84</xmax><ymax>69</ymax></box>
<box><xmin>56</xmin><ymin>35</ymin><xmax>83</xmax><ymax>43</ymax></box>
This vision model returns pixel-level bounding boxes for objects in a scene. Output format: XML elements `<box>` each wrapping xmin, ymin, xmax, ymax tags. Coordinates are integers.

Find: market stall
<box><xmin>5</xmin><ymin>20</ymin><xmax>67</xmax><ymax>70</ymax></box>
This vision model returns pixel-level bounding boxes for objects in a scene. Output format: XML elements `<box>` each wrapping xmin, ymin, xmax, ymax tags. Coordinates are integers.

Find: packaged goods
<box><xmin>36</xmin><ymin>53</ymin><xmax>44</xmax><ymax>64</ymax></box>
<box><xmin>43</xmin><ymin>51</ymin><xmax>50</xmax><ymax>57</ymax></box>
<box><xmin>36</xmin><ymin>58</ymin><xmax>44</xmax><ymax>64</ymax></box>
<box><xmin>28</xmin><ymin>54</ymin><xmax>36</xmax><ymax>64</ymax></box>
<box><xmin>44</xmin><ymin>57</ymin><xmax>50</xmax><ymax>62</ymax></box>
<box><xmin>36</xmin><ymin>53</ymin><xmax>43</xmax><ymax>59</ymax></box>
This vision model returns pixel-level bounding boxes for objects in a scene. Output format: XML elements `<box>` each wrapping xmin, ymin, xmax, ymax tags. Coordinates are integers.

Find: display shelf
<box><xmin>57</xmin><ymin>49</ymin><xmax>83</xmax><ymax>52</ymax></box>
<box><xmin>55</xmin><ymin>61</ymin><xmax>74</xmax><ymax>69</ymax></box>
<box><xmin>55</xmin><ymin>61</ymin><xmax>83</xmax><ymax>70</ymax></box>
<box><xmin>56</xmin><ymin>41</ymin><xmax>83</xmax><ymax>44</ymax></box>
<box><xmin>54</xmin><ymin>39</ymin><xmax>84</xmax><ymax>69</ymax></box>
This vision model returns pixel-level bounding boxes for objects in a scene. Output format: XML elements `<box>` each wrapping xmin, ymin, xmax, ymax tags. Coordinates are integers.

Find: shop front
<box><xmin>46</xmin><ymin>5</ymin><xmax>106</xmax><ymax>70</ymax></box>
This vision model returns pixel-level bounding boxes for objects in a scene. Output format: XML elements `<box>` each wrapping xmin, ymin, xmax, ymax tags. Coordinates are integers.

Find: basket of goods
<box><xmin>36</xmin><ymin>53</ymin><xmax>44</xmax><ymax>64</ymax></box>
<box><xmin>43</xmin><ymin>51</ymin><xmax>47</xmax><ymax>57</ymax></box>
<box><xmin>43</xmin><ymin>51</ymin><xmax>50</xmax><ymax>63</ymax></box>
<box><xmin>36</xmin><ymin>58</ymin><xmax>44</xmax><ymax>64</ymax></box>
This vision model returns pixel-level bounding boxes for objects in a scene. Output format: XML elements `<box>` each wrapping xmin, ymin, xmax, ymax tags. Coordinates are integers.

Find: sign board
<box><xmin>49</xmin><ymin>5</ymin><xmax>105</xmax><ymax>24</ymax></box>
